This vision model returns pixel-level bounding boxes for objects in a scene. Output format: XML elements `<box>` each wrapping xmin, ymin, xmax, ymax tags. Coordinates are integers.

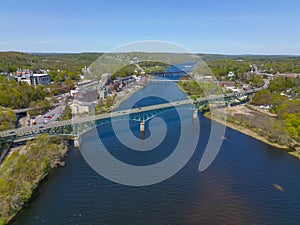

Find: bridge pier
<box><xmin>74</xmin><ymin>136</ymin><xmax>82</xmax><ymax>148</ymax></box>
<box><xmin>193</xmin><ymin>109</ymin><xmax>198</xmax><ymax>119</ymax></box>
<box><xmin>140</xmin><ymin>121</ymin><xmax>145</xmax><ymax>132</ymax></box>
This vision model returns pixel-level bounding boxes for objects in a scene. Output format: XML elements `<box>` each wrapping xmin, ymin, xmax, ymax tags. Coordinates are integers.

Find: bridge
<box><xmin>0</xmin><ymin>87</ymin><xmax>261</xmax><ymax>145</ymax></box>
<box><xmin>151</xmin><ymin>71</ymin><xmax>188</xmax><ymax>77</ymax></box>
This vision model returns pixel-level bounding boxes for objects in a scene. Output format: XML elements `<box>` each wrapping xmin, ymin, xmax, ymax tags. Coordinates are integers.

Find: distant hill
<box><xmin>0</xmin><ymin>52</ymin><xmax>102</xmax><ymax>72</ymax></box>
<box><xmin>0</xmin><ymin>52</ymin><xmax>36</xmax><ymax>72</ymax></box>
<box><xmin>0</xmin><ymin>51</ymin><xmax>300</xmax><ymax>73</ymax></box>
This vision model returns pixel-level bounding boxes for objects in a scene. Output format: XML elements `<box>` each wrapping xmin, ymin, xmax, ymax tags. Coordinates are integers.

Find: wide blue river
<box><xmin>13</xmin><ymin>81</ymin><xmax>300</xmax><ymax>225</ymax></box>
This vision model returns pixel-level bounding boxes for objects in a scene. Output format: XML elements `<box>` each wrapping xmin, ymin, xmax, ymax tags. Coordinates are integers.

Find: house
<box><xmin>70</xmin><ymin>100</ymin><xmax>95</xmax><ymax>115</ymax></box>
<box><xmin>180</xmin><ymin>76</ymin><xmax>190</xmax><ymax>81</ymax></box>
<box><xmin>227</xmin><ymin>71</ymin><xmax>235</xmax><ymax>77</ymax></box>
<box><xmin>219</xmin><ymin>81</ymin><xmax>235</xmax><ymax>88</ymax></box>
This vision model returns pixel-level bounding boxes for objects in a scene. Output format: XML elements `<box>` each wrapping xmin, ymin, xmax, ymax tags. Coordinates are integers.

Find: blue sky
<box><xmin>0</xmin><ymin>0</ymin><xmax>299</xmax><ymax>54</ymax></box>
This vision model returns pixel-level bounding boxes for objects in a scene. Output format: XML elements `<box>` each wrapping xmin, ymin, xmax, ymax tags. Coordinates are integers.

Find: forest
<box><xmin>251</xmin><ymin>77</ymin><xmax>300</xmax><ymax>142</ymax></box>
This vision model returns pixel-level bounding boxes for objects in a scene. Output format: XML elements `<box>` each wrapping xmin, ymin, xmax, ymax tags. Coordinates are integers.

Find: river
<box><xmin>12</xmin><ymin>80</ymin><xmax>300</xmax><ymax>225</ymax></box>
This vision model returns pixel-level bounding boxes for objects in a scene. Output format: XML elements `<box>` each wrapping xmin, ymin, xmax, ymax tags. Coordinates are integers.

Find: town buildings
<box><xmin>16</xmin><ymin>73</ymin><xmax>51</xmax><ymax>86</ymax></box>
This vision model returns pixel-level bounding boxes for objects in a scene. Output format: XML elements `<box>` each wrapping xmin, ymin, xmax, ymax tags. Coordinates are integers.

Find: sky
<box><xmin>0</xmin><ymin>0</ymin><xmax>299</xmax><ymax>54</ymax></box>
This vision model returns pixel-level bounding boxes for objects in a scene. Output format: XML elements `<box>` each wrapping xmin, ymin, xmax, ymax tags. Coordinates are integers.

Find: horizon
<box><xmin>1</xmin><ymin>50</ymin><xmax>300</xmax><ymax>57</ymax></box>
<box><xmin>1</xmin><ymin>0</ymin><xmax>300</xmax><ymax>55</ymax></box>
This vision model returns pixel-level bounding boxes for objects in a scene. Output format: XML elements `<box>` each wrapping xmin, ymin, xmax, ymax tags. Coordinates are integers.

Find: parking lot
<box><xmin>30</xmin><ymin>104</ymin><xmax>65</xmax><ymax>126</ymax></box>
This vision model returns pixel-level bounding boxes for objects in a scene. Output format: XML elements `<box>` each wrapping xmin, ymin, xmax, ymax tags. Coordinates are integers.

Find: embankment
<box><xmin>0</xmin><ymin>134</ymin><xmax>69</xmax><ymax>225</ymax></box>
<box><xmin>203</xmin><ymin>105</ymin><xmax>300</xmax><ymax>159</ymax></box>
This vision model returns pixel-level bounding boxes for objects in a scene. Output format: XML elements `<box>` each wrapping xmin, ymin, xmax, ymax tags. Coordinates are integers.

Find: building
<box><xmin>227</xmin><ymin>71</ymin><xmax>235</xmax><ymax>78</ymax></box>
<box><xmin>70</xmin><ymin>89</ymin><xmax>79</xmax><ymax>97</ymax></box>
<box><xmin>101</xmin><ymin>73</ymin><xmax>112</xmax><ymax>84</ymax></box>
<box><xmin>219</xmin><ymin>81</ymin><xmax>235</xmax><ymax>88</ymax></box>
<box><xmin>70</xmin><ymin>100</ymin><xmax>95</xmax><ymax>115</ymax></box>
<box><xmin>74</xmin><ymin>89</ymin><xmax>98</xmax><ymax>102</ymax></box>
<box><xmin>17</xmin><ymin>74</ymin><xmax>32</xmax><ymax>85</ymax></box>
<box><xmin>98</xmin><ymin>85</ymin><xmax>111</xmax><ymax>99</ymax></box>
<box><xmin>179</xmin><ymin>76</ymin><xmax>190</xmax><ymax>81</ymax></box>
<box><xmin>17</xmin><ymin>73</ymin><xmax>51</xmax><ymax>86</ymax></box>
<box><xmin>32</xmin><ymin>73</ymin><xmax>51</xmax><ymax>86</ymax></box>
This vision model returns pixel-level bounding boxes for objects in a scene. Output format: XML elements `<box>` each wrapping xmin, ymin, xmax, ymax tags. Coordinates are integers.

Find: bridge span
<box><xmin>0</xmin><ymin>87</ymin><xmax>261</xmax><ymax>143</ymax></box>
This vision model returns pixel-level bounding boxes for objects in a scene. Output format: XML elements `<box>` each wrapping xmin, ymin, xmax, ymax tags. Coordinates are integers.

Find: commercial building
<box><xmin>70</xmin><ymin>100</ymin><xmax>95</xmax><ymax>115</ymax></box>
<box><xmin>32</xmin><ymin>73</ymin><xmax>51</xmax><ymax>86</ymax></box>
<box><xmin>17</xmin><ymin>73</ymin><xmax>51</xmax><ymax>86</ymax></box>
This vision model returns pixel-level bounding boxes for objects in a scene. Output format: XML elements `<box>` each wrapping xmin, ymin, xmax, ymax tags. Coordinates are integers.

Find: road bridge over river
<box><xmin>0</xmin><ymin>87</ymin><xmax>261</xmax><ymax>144</ymax></box>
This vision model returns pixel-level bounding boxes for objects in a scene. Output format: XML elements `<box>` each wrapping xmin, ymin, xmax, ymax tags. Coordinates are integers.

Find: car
<box><xmin>47</xmin><ymin>115</ymin><xmax>52</xmax><ymax>119</ymax></box>
<box><xmin>9</xmin><ymin>131</ymin><xmax>16</xmax><ymax>134</ymax></box>
<box><xmin>39</xmin><ymin>126</ymin><xmax>45</xmax><ymax>129</ymax></box>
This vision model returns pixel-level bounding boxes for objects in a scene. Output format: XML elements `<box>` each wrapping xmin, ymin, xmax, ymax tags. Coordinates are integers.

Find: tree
<box><xmin>250</xmin><ymin>75</ymin><xmax>264</xmax><ymax>87</ymax></box>
<box><xmin>251</xmin><ymin>89</ymin><xmax>272</xmax><ymax>106</ymax></box>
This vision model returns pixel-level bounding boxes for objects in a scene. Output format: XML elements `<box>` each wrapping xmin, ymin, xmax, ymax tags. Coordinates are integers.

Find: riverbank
<box><xmin>112</xmin><ymin>82</ymin><xmax>148</xmax><ymax>111</ymax></box>
<box><xmin>203</xmin><ymin>105</ymin><xmax>300</xmax><ymax>159</ymax></box>
<box><xmin>0</xmin><ymin>135</ymin><xmax>69</xmax><ymax>225</ymax></box>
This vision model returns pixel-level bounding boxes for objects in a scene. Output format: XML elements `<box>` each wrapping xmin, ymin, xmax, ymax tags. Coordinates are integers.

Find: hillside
<box><xmin>0</xmin><ymin>52</ymin><xmax>102</xmax><ymax>73</ymax></box>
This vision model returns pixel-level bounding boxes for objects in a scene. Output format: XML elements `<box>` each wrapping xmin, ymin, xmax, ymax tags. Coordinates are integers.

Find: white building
<box><xmin>70</xmin><ymin>100</ymin><xmax>95</xmax><ymax>115</ymax></box>
<box><xmin>227</xmin><ymin>71</ymin><xmax>235</xmax><ymax>77</ymax></box>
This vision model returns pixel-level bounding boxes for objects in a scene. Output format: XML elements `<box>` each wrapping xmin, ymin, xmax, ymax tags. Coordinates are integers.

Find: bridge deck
<box><xmin>0</xmin><ymin>88</ymin><xmax>261</xmax><ymax>140</ymax></box>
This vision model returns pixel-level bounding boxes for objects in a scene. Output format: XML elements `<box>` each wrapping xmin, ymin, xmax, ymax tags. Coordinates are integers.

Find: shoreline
<box><xmin>96</xmin><ymin>78</ymin><xmax>150</xmax><ymax>115</ymax></box>
<box><xmin>175</xmin><ymin>82</ymin><xmax>300</xmax><ymax>160</ymax></box>
<box><xmin>0</xmin><ymin>136</ymin><xmax>69</xmax><ymax>225</ymax></box>
<box><xmin>204</xmin><ymin>112</ymin><xmax>300</xmax><ymax>159</ymax></box>
<box><xmin>112</xmin><ymin>82</ymin><xmax>148</xmax><ymax>111</ymax></box>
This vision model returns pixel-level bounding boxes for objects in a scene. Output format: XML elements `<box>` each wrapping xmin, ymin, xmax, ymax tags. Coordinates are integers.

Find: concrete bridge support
<box><xmin>140</xmin><ymin>121</ymin><xmax>145</xmax><ymax>132</ymax></box>
<box><xmin>193</xmin><ymin>109</ymin><xmax>198</xmax><ymax>119</ymax></box>
<box><xmin>74</xmin><ymin>136</ymin><xmax>82</xmax><ymax>148</ymax></box>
